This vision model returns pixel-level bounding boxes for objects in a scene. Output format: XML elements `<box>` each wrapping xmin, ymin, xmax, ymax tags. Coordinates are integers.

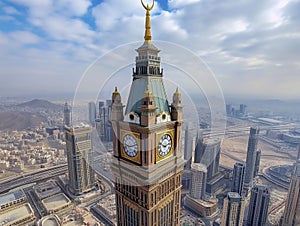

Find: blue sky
<box><xmin>0</xmin><ymin>0</ymin><xmax>299</xmax><ymax>99</ymax></box>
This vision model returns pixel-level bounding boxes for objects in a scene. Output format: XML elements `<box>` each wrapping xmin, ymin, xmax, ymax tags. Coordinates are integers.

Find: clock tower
<box><xmin>110</xmin><ymin>1</ymin><xmax>185</xmax><ymax>225</ymax></box>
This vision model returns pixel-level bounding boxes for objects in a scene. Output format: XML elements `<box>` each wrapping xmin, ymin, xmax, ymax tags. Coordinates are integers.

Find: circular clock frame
<box><xmin>123</xmin><ymin>134</ymin><xmax>138</xmax><ymax>157</ymax></box>
<box><xmin>158</xmin><ymin>134</ymin><xmax>172</xmax><ymax>157</ymax></box>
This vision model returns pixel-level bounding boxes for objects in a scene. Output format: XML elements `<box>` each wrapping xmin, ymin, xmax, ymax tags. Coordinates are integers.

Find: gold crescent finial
<box><xmin>141</xmin><ymin>0</ymin><xmax>154</xmax><ymax>11</ymax></box>
<box><xmin>141</xmin><ymin>0</ymin><xmax>154</xmax><ymax>42</ymax></box>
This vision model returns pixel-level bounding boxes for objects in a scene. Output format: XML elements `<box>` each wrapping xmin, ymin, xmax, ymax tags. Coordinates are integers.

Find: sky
<box><xmin>0</xmin><ymin>0</ymin><xmax>299</xmax><ymax>100</ymax></box>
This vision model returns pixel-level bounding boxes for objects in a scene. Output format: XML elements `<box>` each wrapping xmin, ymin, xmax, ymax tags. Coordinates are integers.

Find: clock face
<box><xmin>158</xmin><ymin>134</ymin><xmax>172</xmax><ymax>157</ymax></box>
<box><xmin>123</xmin><ymin>134</ymin><xmax>138</xmax><ymax>157</ymax></box>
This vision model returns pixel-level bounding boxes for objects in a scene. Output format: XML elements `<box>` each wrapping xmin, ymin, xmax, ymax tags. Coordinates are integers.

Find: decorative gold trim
<box><xmin>124</xmin><ymin>198</ymin><xmax>139</xmax><ymax>212</ymax></box>
<box><xmin>120</xmin><ymin>130</ymin><xmax>141</xmax><ymax>164</ymax></box>
<box><xmin>156</xmin><ymin>130</ymin><xmax>174</xmax><ymax>163</ymax></box>
<box><xmin>158</xmin><ymin>195</ymin><xmax>173</xmax><ymax>210</ymax></box>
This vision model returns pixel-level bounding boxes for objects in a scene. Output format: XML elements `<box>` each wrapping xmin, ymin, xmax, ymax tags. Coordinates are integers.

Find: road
<box><xmin>0</xmin><ymin>164</ymin><xmax>68</xmax><ymax>194</ymax></box>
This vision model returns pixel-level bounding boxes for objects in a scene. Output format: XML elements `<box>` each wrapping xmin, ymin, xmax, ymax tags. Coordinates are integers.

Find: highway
<box><xmin>0</xmin><ymin>164</ymin><xmax>68</xmax><ymax>194</ymax></box>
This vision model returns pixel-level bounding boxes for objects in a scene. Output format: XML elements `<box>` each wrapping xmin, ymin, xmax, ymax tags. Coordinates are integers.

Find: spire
<box><xmin>112</xmin><ymin>86</ymin><xmax>121</xmax><ymax>104</ymax></box>
<box><xmin>141</xmin><ymin>0</ymin><xmax>154</xmax><ymax>43</ymax></box>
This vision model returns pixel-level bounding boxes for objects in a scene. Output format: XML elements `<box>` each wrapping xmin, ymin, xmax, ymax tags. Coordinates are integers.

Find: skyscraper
<box><xmin>190</xmin><ymin>163</ymin><xmax>207</xmax><ymax>200</ymax></box>
<box><xmin>239</xmin><ymin>104</ymin><xmax>247</xmax><ymax>115</ymax></box>
<box><xmin>226</xmin><ymin>104</ymin><xmax>233</xmax><ymax>116</ymax></box>
<box><xmin>282</xmin><ymin>159</ymin><xmax>300</xmax><ymax>226</ymax></box>
<box><xmin>253</xmin><ymin>149</ymin><xmax>261</xmax><ymax>178</ymax></box>
<box><xmin>247</xmin><ymin>185</ymin><xmax>270</xmax><ymax>226</ymax></box>
<box><xmin>110</xmin><ymin>2</ymin><xmax>184</xmax><ymax>225</ymax></box>
<box><xmin>184</xmin><ymin>123</ymin><xmax>193</xmax><ymax>169</ymax></box>
<box><xmin>221</xmin><ymin>192</ymin><xmax>245</xmax><ymax>226</ymax></box>
<box><xmin>232</xmin><ymin>162</ymin><xmax>245</xmax><ymax>196</ymax></box>
<box><xmin>184</xmin><ymin>163</ymin><xmax>217</xmax><ymax>217</ymax></box>
<box><xmin>88</xmin><ymin>101</ymin><xmax>96</xmax><ymax>126</ymax></box>
<box><xmin>244</xmin><ymin>127</ymin><xmax>260</xmax><ymax>194</ymax></box>
<box><xmin>65</xmin><ymin>125</ymin><xmax>95</xmax><ymax>196</ymax></box>
<box><xmin>63</xmin><ymin>102</ymin><xmax>71</xmax><ymax>126</ymax></box>
<box><xmin>194</xmin><ymin>138</ymin><xmax>221</xmax><ymax>181</ymax></box>
<box><xmin>96</xmin><ymin>100</ymin><xmax>112</xmax><ymax>142</ymax></box>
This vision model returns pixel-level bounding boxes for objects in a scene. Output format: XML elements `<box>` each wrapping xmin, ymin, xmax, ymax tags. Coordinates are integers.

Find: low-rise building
<box><xmin>184</xmin><ymin>195</ymin><xmax>218</xmax><ymax>217</ymax></box>
<box><xmin>0</xmin><ymin>190</ymin><xmax>27</xmax><ymax>212</ymax></box>
<box><xmin>41</xmin><ymin>193</ymin><xmax>72</xmax><ymax>215</ymax></box>
<box><xmin>0</xmin><ymin>203</ymin><xmax>35</xmax><ymax>226</ymax></box>
<box><xmin>33</xmin><ymin>180</ymin><xmax>61</xmax><ymax>200</ymax></box>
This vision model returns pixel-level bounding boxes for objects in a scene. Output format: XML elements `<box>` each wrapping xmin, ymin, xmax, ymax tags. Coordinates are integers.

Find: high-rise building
<box><xmin>232</xmin><ymin>162</ymin><xmax>245</xmax><ymax>196</ymax></box>
<box><xmin>282</xmin><ymin>159</ymin><xmax>300</xmax><ymax>226</ymax></box>
<box><xmin>190</xmin><ymin>163</ymin><xmax>207</xmax><ymax>200</ymax></box>
<box><xmin>244</xmin><ymin>127</ymin><xmax>260</xmax><ymax>194</ymax></box>
<box><xmin>98</xmin><ymin>101</ymin><xmax>105</xmax><ymax>113</ymax></box>
<box><xmin>253</xmin><ymin>149</ymin><xmax>261</xmax><ymax>178</ymax></box>
<box><xmin>63</xmin><ymin>102</ymin><xmax>71</xmax><ymax>126</ymax></box>
<box><xmin>110</xmin><ymin>3</ymin><xmax>184</xmax><ymax>225</ymax></box>
<box><xmin>194</xmin><ymin>138</ymin><xmax>221</xmax><ymax>181</ymax></box>
<box><xmin>184</xmin><ymin>124</ymin><xmax>193</xmax><ymax>169</ymax></box>
<box><xmin>226</xmin><ymin>104</ymin><xmax>233</xmax><ymax>116</ymax></box>
<box><xmin>88</xmin><ymin>102</ymin><xmax>96</xmax><ymax>126</ymax></box>
<box><xmin>239</xmin><ymin>104</ymin><xmax>247</xmax><ymax>115</ymax></box>
<box><xmin>65</xmin><ymin>125</ymin><xmax>95</xmax><ymax>196</ymax></box>
<box><xmin>247</xmin><ymin>185</ymin><xmax>270</xmax><ymax>226</ymax></box>
<box><xmin>221</xmin><ymin>192</ymin><xmax>245</xmax><ymax>226</ymax></box>
<box><xmin>96</xmin><ymin>100</ymin><xmax>113</xmax><ymax>142</ymax></box>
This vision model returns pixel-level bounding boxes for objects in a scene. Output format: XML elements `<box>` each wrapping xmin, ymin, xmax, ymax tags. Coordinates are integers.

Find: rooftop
<box><xmin>0</xmin><ymin>203</ymin><xmax>33</xmax><ymax>224</ymax></box>
<box><xmin>39</xmin><ymin>215</ymin><xmax>61</xmax><ymax>226</ymax></box>
<box><xmin>42</xmin><ymin>193</ymin><xmax>71</xmax><ymax>211</ymax></box>
<box><xmin>0</xmin><ymin>190</ymin><xmax>25</xmax><ymax>206</ymax></box>
<box><xmin>191</xmin><ymin>163</ymin><xmax>207</xmax><ymax>173</ymax></box>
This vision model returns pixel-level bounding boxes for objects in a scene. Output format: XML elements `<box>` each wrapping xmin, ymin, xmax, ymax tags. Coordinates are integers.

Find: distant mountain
<box><xmin>16</xmin><ymin>99</ymin><xmax>62</xmax><ymax>110</ymax></box>
<box><xmin>0</xmin><ymin>111</ymin><xmax>46</xmax><ymax>130</ymax></box>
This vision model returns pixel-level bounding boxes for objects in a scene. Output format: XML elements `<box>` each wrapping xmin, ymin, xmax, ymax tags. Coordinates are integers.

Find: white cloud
<box><xmin>168</xmin><ymin>0</ymin><xmax>201</xmax><ymax>9</ymax></box>
<box><xmin>2</xmin><ymin>6</ymin><xmax>22</xmax><ymax>15</ymax></box>
<box><xmin>0</xmin><ymin>0</ymin><xmax>300</xmax><ymax>99</ymax></box>
<box><xmin>9</xmin><ymin>31</ymin><xmax>41</xmax><ymax>44</ymax></box>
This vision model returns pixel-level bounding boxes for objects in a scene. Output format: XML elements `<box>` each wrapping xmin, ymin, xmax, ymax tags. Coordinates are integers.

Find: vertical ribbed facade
<box><xmin>190</xmin><ymin>163</ymin><xmax>207</xmax><ymax>200</ymax></box>
<box><xmin>184</xmin><ymin>124</ymin><xmax>193</xmax><ymax>169</ymax></box>
<box><xmin>253</xmin><ymin>149</ymin><xmax>261</xmax><ymax>178</ymax></box>
<box><xmin>221</xmin><ymin>192</ymin><xmax>245</xmax><ymax>226</ymax></box>
<box><xmin>63</xmin><ymin>102</ymin><xmax>71</xmax><ymax>127</ymax></box>
<box><xmin>244</xmin><ymin>127</ymin><xmax>260</xmax><ymax>194</ymax></box>
<box><xmin>282</xmin><ymin>159</ymin><xmax>300</xmax><ymax>226</ymax></box>
<box><xmin>88</xmin><ymin>102</ymin><xmax>96</xmax><ymax>126</ymax></box>
<box><xmin>247</xmin><ymin>185</ymin><xmax>270</xmax><ymax>226</ymax></box>
<box><xmin>194</xmin><ymin>138</ymin><xmax>221</xmax><ymax>181</ymax></box>
<box><xmin>232</xmin><ymin>162</ymin><xmax>245</xmax><ymax>196</ymax></box>
<box><xmin>65</xmin><ymin>125</ymin><xmax>95</xmax><ymax>196</ymax></box>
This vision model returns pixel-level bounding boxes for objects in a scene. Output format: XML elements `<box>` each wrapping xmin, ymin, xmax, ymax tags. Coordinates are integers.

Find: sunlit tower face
<box><xmin>109</xmin><ymin>1</ymin><xmax>185</xmax><ymax>225</ymax></box>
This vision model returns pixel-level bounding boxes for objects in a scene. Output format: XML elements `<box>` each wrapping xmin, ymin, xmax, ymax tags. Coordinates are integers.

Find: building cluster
<box><xmin>182</xmin><ymin>128</ymin><xmax>224</xmax><ymax>218</ymax></box>
<box><xmin>0</xmin><ymin>181</ymin><xmax>100</xmax><ymax>226</ymax></box>
<box><xmin>0</xmin><ymin>121</ymin><xmax>103</xmax><ymax>225</ymax></box>
<box><xmin>0</xmin><ymin>128</ymin><xmax>66</xmax><ymax>174</ymax></box>
<box><xmin>182</xmin><ymin>125</ymin><xmax>300</xmax><ymax>226</ymax></box>
<box><xmin>87</xmin><ymin>100</ymin><xmax>113</xmax><ymax>142</ymax></box>
<box><xmin>96</xmin><ymin>100</ymin><xmax>113</xmax><ymax>142</ymax></box>
<box><xmin>0</xmin><ymin>190</ymin><xmax>36</xmax><ymax>225</ymax></box>
<box><xmin>226</xmin><ymin>104</ymin><xmax>247</xmax><ymax>117</ymax></box>
<box><xmin>182</xmin><ymin>126</ymin><xmax>273</xmax><ymax>225</ymax></box>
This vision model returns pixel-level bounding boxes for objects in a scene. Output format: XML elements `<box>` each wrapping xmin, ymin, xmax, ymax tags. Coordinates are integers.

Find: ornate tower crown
<box><xmin>124</xmin><ymin>0</ymin><xmax>171</xmax><ymax>125</ymax></box>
